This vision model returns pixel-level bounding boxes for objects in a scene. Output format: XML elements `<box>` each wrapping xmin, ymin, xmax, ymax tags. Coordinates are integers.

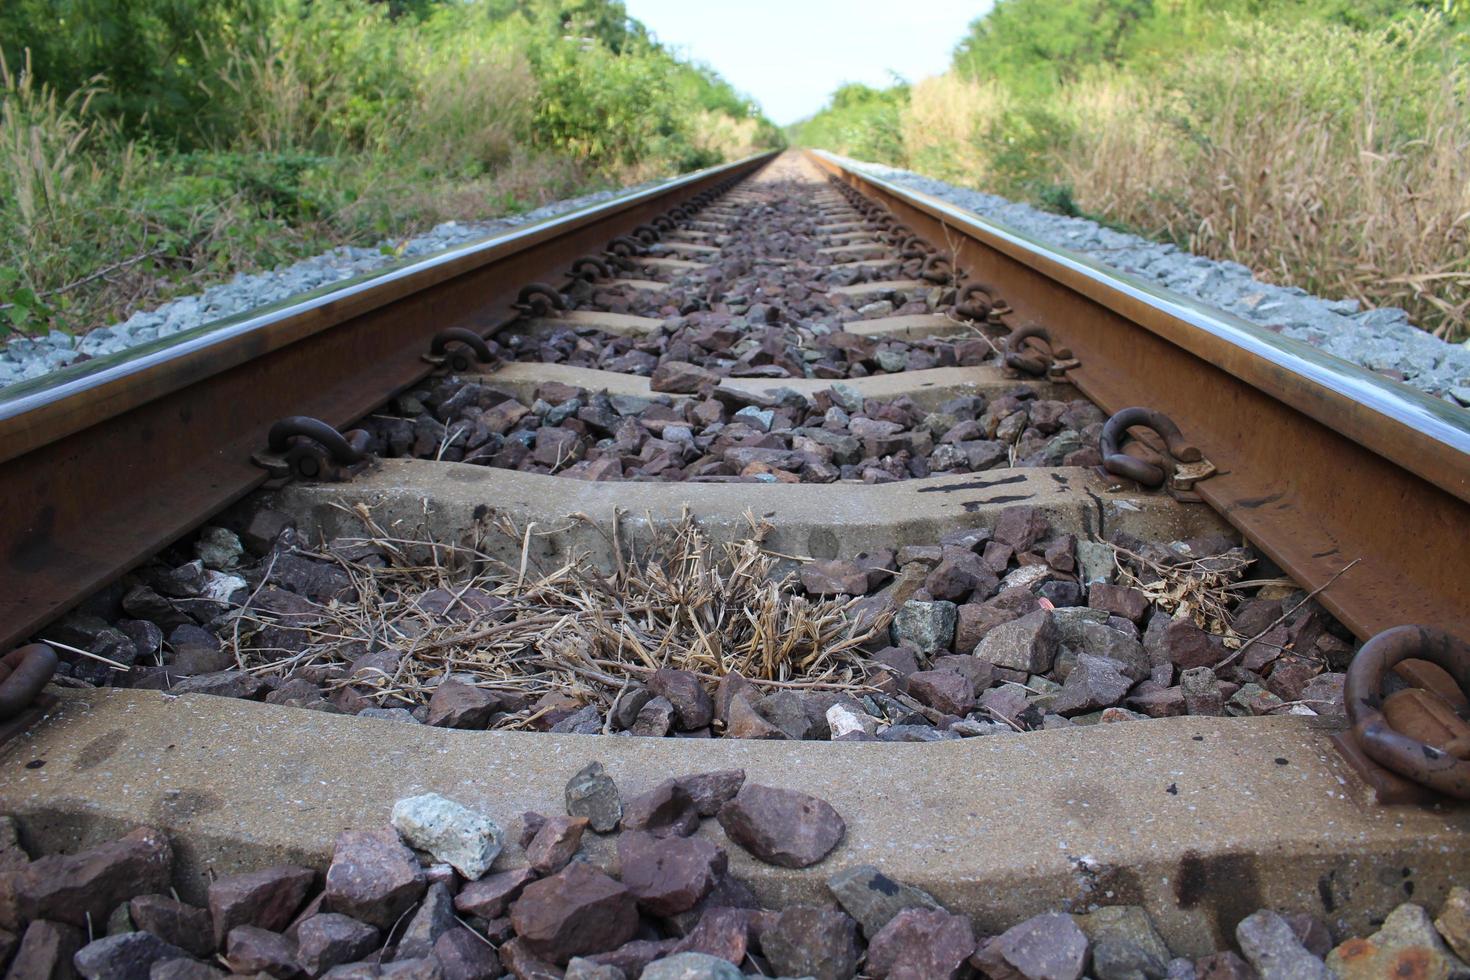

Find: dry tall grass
<box><xmin>900</xmin><ymin>74</ymin><xmax>1000</xmax><ymax>186</ymax></box>
<box><xmin>873</xmin><ymin>16</ymin><xmax>1470</xmax><ymax>341</ymax></box>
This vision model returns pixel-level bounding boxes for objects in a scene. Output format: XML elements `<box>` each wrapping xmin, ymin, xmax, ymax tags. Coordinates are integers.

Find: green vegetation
<box><xmin>0</xmin><ymin>0</ymin><xmax>781</xmax><ymax>338</ymax></box>
<box><xmin>792</xmin><ymin>1</ymin><xmax>1470</xmax><ymax>340</ymax></box>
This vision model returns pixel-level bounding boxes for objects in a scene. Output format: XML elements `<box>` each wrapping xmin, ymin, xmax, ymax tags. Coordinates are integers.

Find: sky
<box><xmin>621</xmin><ymin>1</ymin><xmax>992</xmax><ymax>126</ymax></box>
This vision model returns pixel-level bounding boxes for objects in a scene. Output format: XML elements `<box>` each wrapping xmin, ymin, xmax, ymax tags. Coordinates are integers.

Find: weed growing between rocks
<box><xmin>222</xmin><ymin>509</ymin><xmax>886</xmax><ymax>729</ymax></box>
<box><xmin>38</xmin><ymin>492</ymin><xmax>1358</xmax><ymax>741</ymax></box>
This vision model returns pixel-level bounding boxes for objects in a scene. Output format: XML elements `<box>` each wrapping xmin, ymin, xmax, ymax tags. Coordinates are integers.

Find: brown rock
<box><xmin>323</xmin><ymin>829</ymin><xmax>426</xmax><ymax>930</ymax></box>
<box><xmin>225</xmin><ymin>926</ymin><xmax>298</xmax><ymax>978</ymax></box>
<box><xmin>925</xmin><ymin>551</ymin><xmax>1000</xmax><ymax>603</ymax></box>
<box><xmin>1125</xmin><ymin>686</ymin><xmax>1186</xmax><ymax>718</ymax></box>
<box><xmin>906</xmin><ymin>670</ymin><xmax>976</xmax><ymax>715</ymax></box>
<box><xmin>931</xmin><ymin>655</ymin><xmax>994</xmax><ymax>692</ymax></box>
<box><xmin>1265</xmin><ymin>655</ymin><xmax>1321</xmax><ymax>702</ymax></box>
<box><xmin>128</xmin><ymin>894</ymin><xmax>214</xmax><ymax>958</ymax></box>
<box><xmin>993</xmin><ymin>506</ymin><xmax>1050</xmax><ymax>551</ymax></box>
<box><xmin>1195</xmin><ymin>950</ymin><xmax>1256</xmax><ymax>979</ymax></box>
<box><xmin>508</xmin><ymin>863</ymin><xmax>639</xmax><ymax>966</ymax></box>
<box><xmin>651</xmin><ymin>361</ymin><xmax>718</xmax><ymax>394</ymax></box>
<box><xmin>1162</xmin><ymin>619</ymin><xmax>1225</xmax><ymax>670</ymax></box>
<box><xmin>208</xmin><ymin>865</ymin><xmax>316</xmax><ymax>947</ymax></box>
<box><xmin>0</xmin><ymin>827</ymin><xmax>172</xmax><ymax>930</ymax></box>
<box><xmin>761</xmin><ymin>906</ymin><xmax>861</xmax><ymax>980</ymax></box>
<box><xmin>1088</xmin><ymin>584</ymin><xmax>1150</xmax><ymax>624</ymax></box>
<box><xmin>867</xmin><ymin>908</ymin><xmax>976</xmax><ymax>980</ymax></box>
<box><xmin>953</xmin><ymin>603</ymin><xmax>1015</xmax><ymax>653</ymax></box>
<box><xmin>724</xmin><ymin>694</ymin><xmax>786</xmax><ymax>740</ymax></box>
<box><xmin>432</xmin><ymin>927</ymin><xmax>500</xmax><ymax>980</ymax></box>
<box><xmin>150</xmin><ymin>959</ymin><xmax>228</xmax><ymax>980</ymax></box>
<box><xmin>673</xmin><ymin>770</ymin><xmax>747</xmax><ymax>817</ymax></box>
<box><xmin>8</xmin><ymin>920</ymin><xmax>83</xmax><ymax>980</ymax></box>
<box><xmin>800</xmin><ymin>560</ymin><xmax>869</xmax><ymax>597</ymax></box>
<box><xmin>583</xmin><ymin>938</ymin><xmax>678</xmax><ymax>974</ymax></box>
<box><xmin>617</xmin><ymin>831</ymin><xmax>727</xmax><ymax>916</ymax></box>
<box><xmin>75</xmin><ymin>932</ymin><xmax>193</xmax><ymax>980</ymax></box>
<box><xmin>453</xmin><ymin>869</ymin><xmax>536</xmax><ymax>920</ymax></box>
<box><xmin>713</xmin><ymin>672</ymin><xmax>758</xmax><ymax>726</ymax></box>
<box><xmin>497</xmin><ymin>937</ymin><xmax>561</xmax><ymax>979</ymax></box>
<box><xmin>621</xmin><ymin>780</ymin><xmax>701</xmax><ymax>838</ymax></box>
<box><xmin>716</xmin><ymin>783</ymin><xmax>845</xmax><ymax>868</ymax></box>
<box><xmin>425</xmin><ymin>681</ymin><xmax>500</xmax><ymax>729</ymax></box>
<box><xmin>295</xmin><ymin>913</ymin><xmax>379</xmax><ymax>977</ymax></box>
<box><xmin>630</xmin><ymin>696</ymin><xmax>675</xmax><ymax>737</ymax></box>
<box><xmin>673</xmin><ymin>907</ymin><xmax>750</xmax><ymax>964</ymax></box>
<box><xmin>526</xmin><ymin>816</ymin><xmax>589</xmax><ymax>875</ymax></box>
<box><xmin>646</xmin><ymin>670</ymin><xmax>714</xmax><ymax>732</ymax></box>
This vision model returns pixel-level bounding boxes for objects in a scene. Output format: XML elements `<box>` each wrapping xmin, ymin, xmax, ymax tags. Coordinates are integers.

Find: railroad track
<box><xmin>0</xmin><ymin>150</ymin><xmax>1467</xmax><ymax>966</ymax></box>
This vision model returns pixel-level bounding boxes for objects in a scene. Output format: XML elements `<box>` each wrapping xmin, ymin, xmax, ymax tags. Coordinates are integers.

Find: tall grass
<box><xmin>0</xmin><ymin>1</ymin><xmax>779</xmax><ymax>340</ymax></box>
<box><xmin>798</xmin><ymin>12</ymin><xmax>1470</xmax><ymax>341</ymax></box>
<box><xmin>1057</xmin><ymin>17</ymin><xmax>1470</xmax><ymax>339</ymax></box>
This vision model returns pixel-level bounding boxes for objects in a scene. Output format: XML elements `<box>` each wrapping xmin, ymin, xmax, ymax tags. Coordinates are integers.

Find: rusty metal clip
<box><xmin>0</xmin><ymin>644</ymin><xmax>58</xmax><ymax>720</ymax></box>
<box><xmin>1100</xmin><ymin>407</ymin><xmax>1203</xmax><ymax>488</ymax></box>
<box><xmin>1346</xmin><ymin>626</ymin><xmax>1470</xmax><ymax>799</ymax></box>
<box><xmin>254</xmin><ymin>417</ymin><xmax>371</xmax><ymax>483</ymax></box>
<box><xmin>652</xmin><ymin>215</ymin><xmax>677</xmax><ymax>232</ymax></box>
<box><xmin>1004</xmin><ymin>323</ymin><xmax>1072</xmax><ymax>376</ymax></box>
<box><xmin>569</xmin><ymin>256</ymin><xmax>612</xmax><ymax>282</ymax></box>
<box><xmin>426</xmin><ymin>328</ymin><xmax>497</xmax><ymax>373</ymax></box>
<box><xmin>631</xmin><ymin>224</ymin><xmax>661</xmax><ymax>245</ymax></box>
<box><xmin>514</xmin><ymin>283</ymin><xmax>568</xmax><ymax>316</ymax></box>
<box><xmin>952</xmin><ymin>282</ymin><xmax>1002</xmax><ymax>321</ymax></box>
<box><xmin>919</xmin><ymin>255</ymin><xmax>958</xmax><ymax>285</ymax></box>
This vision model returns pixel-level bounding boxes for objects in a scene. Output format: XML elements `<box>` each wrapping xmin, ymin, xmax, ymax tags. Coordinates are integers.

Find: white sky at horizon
<box><xmin>622</xmin><ymin>1</ymin><xmax>993</xmax><ymax>126</ymax></box>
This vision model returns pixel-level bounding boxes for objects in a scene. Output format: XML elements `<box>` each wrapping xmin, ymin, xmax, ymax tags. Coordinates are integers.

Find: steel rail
<box><xmin>0</xmin><ymin>151</ymin><xmax>777</xmax><ymax>652</ymax></box>
<box><xmin>808</xmin><ymin>150</ymin><xmax>1470</xmax><ymax>641</ymax></box>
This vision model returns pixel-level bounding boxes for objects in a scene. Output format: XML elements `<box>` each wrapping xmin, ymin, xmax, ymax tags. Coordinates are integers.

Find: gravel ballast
<box><xmin>0</xmin><ymin>181</ymin><xmax>658</xmax><ymax>390</ymax></box>
<box><xmin>831</xmin><ymin>154</ymin><xmax>1470</xmax><ymax>405</ymax></box>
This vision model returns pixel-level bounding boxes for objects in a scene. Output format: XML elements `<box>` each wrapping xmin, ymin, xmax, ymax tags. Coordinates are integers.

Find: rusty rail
<box><xmin>0</xmin><ymin>152</ymin><xmax>777</xmax><ymax>652</ymax></box>
<box><xmin>809</xmin><ymin>150</ymin><xmax>1470</xmax><ymax>642</ymax></box>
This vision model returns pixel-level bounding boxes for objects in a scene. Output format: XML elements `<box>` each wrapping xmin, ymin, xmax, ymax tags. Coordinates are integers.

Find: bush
<box><xmin>0</xmin><ymin>0</ymin><xmax>782</xmax><ymax>340</ymax></box>
<box><xmin>795</xmin><ymin>3</ymin><xmax>1470</xmax><ymax>340</ymax></box>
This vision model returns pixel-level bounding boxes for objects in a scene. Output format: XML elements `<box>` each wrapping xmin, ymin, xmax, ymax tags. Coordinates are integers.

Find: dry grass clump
<box><xmin>228</xmin><ymin>508</ymin><xmax>883</xmax><ymax>718</ymax></box>
<box><xmin>1111</xmin><ymin>542</ymin><xmax>1259</xmax><ymax>644</ymax></box>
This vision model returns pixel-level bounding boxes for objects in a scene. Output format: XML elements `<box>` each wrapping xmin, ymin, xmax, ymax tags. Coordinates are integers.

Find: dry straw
<box><xmin>226</xmin><ymin>506</ymin><xmax>888</xmax><ymax>721</ymax></box>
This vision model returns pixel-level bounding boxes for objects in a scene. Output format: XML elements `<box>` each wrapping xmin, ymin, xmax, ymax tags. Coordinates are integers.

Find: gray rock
<box><xmin>565</xmin><ymin>761</ymin><xmax>623</xmax><ymax>832</ymax></box>
<box><xmin>75</xmin><ymin>932</ymin><xmax>194</xmax><ymax>980</ymax></box>
<box><xmin>1236</xmin><ymin>909</ymin><xmax>1333</xmax><ymax>980</ymax></box>
<box><xmin>826</xmin><ymin>864</ymin><xmax>943</xmax><ymax>938</ymax></box>
<box><xmin>358</xmin><ymin>706</ymin><xmax>417</xmax><ymax>724</ymax></box>
<box><xmin>1052</xmin><ymin>654</ymin><xmax>1132</xmax><ymax>715</ymax></box>
<box><xmin>564</xmin><ymin>959</ymin><xmax>627</xmax><ymax>980</ymax></box>
<box><xmin>390</xmin><ymin>793</ymin><xmax>503</xmax><ymax>880</ymax></box>
<box><xmin>890</xmin><ymin>600</ymin><xmax>957</xmax><ymax>656</ymax></box>
<box><xmin>1073</xmin><ymin>905</ymin><xmax>1172</xmax><ymax>977</ymax></box>
<box><xmin>1327</xmin><ymin>902</ymin><xmax>1470</xmax><ymax>979</ymax></box>
<box><xmin>988</xmin><ymin>911</ymin><xmax>1089</xmax><ymax>980</ymax></box>
<box><xmin>638</xmin><ymin>951</ymin><xmax>743</xmax><ymax>980</ymax></box>
<box><xmin>296</xmin><ymin>913</ymin><xmax>380</xmax><ymax>977</ymax></box>
<box><xmin>1076</xmin><ymin>541</ymin><xmax>1116</xmax><ymax>585</ymax></box>
<box><xmin>397</xmin><ymin>882</ymin><xmax>456</xmax><ymax>960</ymax></box>
<box><xmin>761</xmin><ymin>906</ymin><xmax>862</xmax><ymax>980</ymax></box>
<box><xmin>974</xmin><ymin>610</ymin><xmax>1059</xmax><ymax>673</ymax></box>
